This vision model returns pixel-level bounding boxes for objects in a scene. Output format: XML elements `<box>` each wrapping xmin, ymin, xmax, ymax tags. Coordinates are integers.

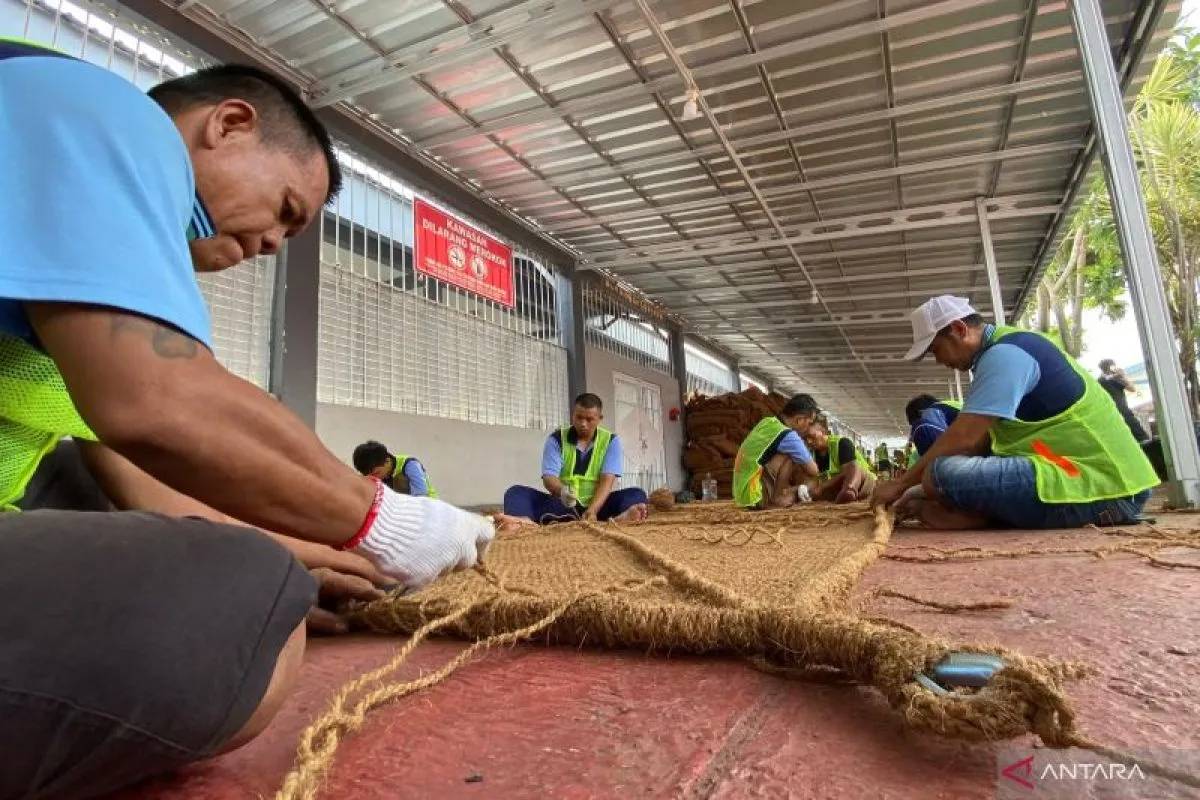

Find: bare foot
<box><xmin>615</xmin><ymin>503</ymin><xmax>649</xmax><ymax>523</ymax></box>
<box><xmin>835</xmin><ymin>487</ymin><xmax>859</xmax><ymax>504</ymax></box>
<box><xmin>491</xmin><ymin>513</ymin><xmax>536</xmax><ymax>534</ymax></box>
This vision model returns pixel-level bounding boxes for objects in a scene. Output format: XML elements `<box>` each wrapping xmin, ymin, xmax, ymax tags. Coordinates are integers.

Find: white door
<box><xmin>613</xmin><ymin>372</ymin><xmax>667</xmax><ymax>491</ymax></box>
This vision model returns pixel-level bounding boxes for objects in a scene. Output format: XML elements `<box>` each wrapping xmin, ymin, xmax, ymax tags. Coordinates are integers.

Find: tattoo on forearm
<box><xmin>109</xmin><ymin>315</ymin><xmax>199</xmax><ymax>359</ymax></box>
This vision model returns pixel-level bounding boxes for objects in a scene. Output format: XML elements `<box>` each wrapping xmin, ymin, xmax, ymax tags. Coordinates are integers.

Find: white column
<box><xmin>975</xmin><ymin>196</ymin><xmax>1006</xmax><ymax>325</ymax></box>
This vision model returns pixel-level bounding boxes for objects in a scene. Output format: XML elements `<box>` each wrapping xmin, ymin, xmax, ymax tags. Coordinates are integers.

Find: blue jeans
<box><xmin>931</xmin><ymin>455</ymin><xmax>1151</xmax><ymax>529</ymax></box>
<box><xmin>503</xmin><ymin>485</ymin><xmax>648</xmax><ymax>524</ymax></box>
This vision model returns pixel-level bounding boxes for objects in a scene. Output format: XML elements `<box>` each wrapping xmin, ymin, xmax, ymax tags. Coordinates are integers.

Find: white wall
<box><xmin>316</xmin><ymin>404</ymin><xmax>549</xmax><ymax>507</ymax></box>
<box><xmin>584</xmin><ymin>344</ymin><xmax>685</xmax><ymax>492</ymax></box>
<box><xmin>315</xmin><ymin>343</ymin><xmax>687</xmax><ymax>505</ymax></box>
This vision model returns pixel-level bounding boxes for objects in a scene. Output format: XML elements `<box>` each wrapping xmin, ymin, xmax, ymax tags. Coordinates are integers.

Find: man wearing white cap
<box><xmin>871</xmin><ymin>295</ymin><xmax>1158</xmax><ymax>529</ymax></box>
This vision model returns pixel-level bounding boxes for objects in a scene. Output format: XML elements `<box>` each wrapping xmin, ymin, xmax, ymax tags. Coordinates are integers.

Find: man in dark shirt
<box><xmin>1097</xmin><ymin>359</ymin><xmax>1149</xmax><ymax>442</ymax></box>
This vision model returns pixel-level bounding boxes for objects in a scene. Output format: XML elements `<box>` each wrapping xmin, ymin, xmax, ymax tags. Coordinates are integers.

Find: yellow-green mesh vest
<box><xmin>0</xmin><ymin>334</ymin><xmax>97</xmax><ymax>509</ymax></box>
<box><xmin>733</xmin><ymin>416</ymin><xmax>792</xmax><ymax>508</ymax></box>
<box><xmin>393</xmin><ymin>454</ymin><xmax>438</xmax><ymax>499</ymax></box>
<box><xmin>822</xmin><ymin>435</ymin><xmax>875</xmax><ymax>481</ymax></box>
<box><xmin>0</xmin><ymin>42</ymin><xmax>97</xmax><ymax>509</ymax></box>
<box><xmin>985</xmin><ymin>325</ymin><xmax>1158</xmax><ymax>503</ymax></box>
<box><xmin>560</xmin><ymin>426</ymin><xmax>613</xmax><ymax>507</ymax></box>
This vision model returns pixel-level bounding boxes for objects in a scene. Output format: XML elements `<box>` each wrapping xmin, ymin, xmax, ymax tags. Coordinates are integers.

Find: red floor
<box><xmin>117</xmin><ymin>518</ymin><xmax>1200</xmax><ymax>799</ymax></box>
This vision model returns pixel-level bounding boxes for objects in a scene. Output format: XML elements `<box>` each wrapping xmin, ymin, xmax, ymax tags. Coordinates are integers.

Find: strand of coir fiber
<box><xmin>275</xmin><ymin>576</ymin><xmax>666</xmax><ymax>800</ymax></box>
<box><xmin>871</xmin><ymin>587</ymin><xmax>1014</xmax><ymax>613</ymax></box>
<box><xmin>884</xmin><ymin>524</ymin><xmax>1200</xmax><ymax>570</ymax></box>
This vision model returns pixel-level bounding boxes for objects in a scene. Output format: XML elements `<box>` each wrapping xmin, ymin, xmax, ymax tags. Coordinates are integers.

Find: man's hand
<box><xmin>559</xmin><ymin>485</ymin><xmax>578</xmax><ymax>508</ymax></box>
<box><xmin>871</xmin><ymin>478</ymin><xmax>908</xmax><ymax>509</ymax></box>
<box><xmin>306</xmin><ymin>567</ymin><xmax>387</xmax><ymax>635</ymax></box>
<box><xmin>283</xmin><ymin>538</ymin><xmax>391</xmax><ymax>586</ymax></box>
<box><xmin>352</xmin><ymin>487</ymin><xmax>495</xmax><ymax>590</ymax></box>
<box><xmin>582</xmin><ymin>507</ymin><xmax>599</xmax><ymax>522</ymax></box>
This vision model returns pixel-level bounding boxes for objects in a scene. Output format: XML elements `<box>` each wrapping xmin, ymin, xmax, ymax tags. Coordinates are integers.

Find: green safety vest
<box><xmin>392</xmin><ymin>453</ymin><xmax>438</xmax><ymax>499</ymax></box>
<box><xmin>906</xmin><ymin>448</ymin><xmax>919</xmax><ymax>468</ymax></box>
<box><xmin>0</xmin><ymin>335</ymin><xmax>97</xmax><ymax>510</ymax></box>
<box><xmin>821</xmin><ymin>435</ymin><xmax>876</xmax><ymax>481</ymax></box>
<box><xmin>0</xmin><ymin>40</ymin><xmax>98</xmax><ymax>510</ymax></box>
<box><xmin>985</xmin><ymin>325</ymin><xmax>1158</xmax><ymax>503</ymax></box>
<box><xmin>874</xmin><ymin>443</ymin><xmax>889</xmax><ymax>464</ymax></box>
<box><xmin>733</xmin><ymin>416</ymin><xmax>792</xmax><ymax>508</ymax></box>
<box><xmin>560</xmin><ymin>426</ymin><xmax>613</xmax><ymax>507</ymax></box>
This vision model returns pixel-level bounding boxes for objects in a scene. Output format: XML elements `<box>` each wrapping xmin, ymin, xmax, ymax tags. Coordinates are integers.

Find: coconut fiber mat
<box><xmin>275</xmin><ymin>502</ymin><xmax>1198</xmax><ymax>800</ymax></box>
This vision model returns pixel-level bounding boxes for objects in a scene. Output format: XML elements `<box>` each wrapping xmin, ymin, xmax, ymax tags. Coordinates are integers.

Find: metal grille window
<box><xmin>685</xmin><ymin>341</ymin><xmax>735</xmax><ymax>398</ymax></box>
<box><xmin>8</xmin><ymin>0</ymin><xmax>200</xmax><ymax>84</ymax></box>
<box><xmin>317</xmin><ymin>149</ymin><xmax>568</xmax><ymax>429</ymax></box>
<box><xmin>582</xmin><ymin>283</ymin><xmax>673</xmax><ymax>375</ymax></box>
<box><xmin>5</xmin><ymin>0</ymin><xmax>277</xmax><ymax>389</ymax></box>
<box><xmin>195</xmin><ymin>257</ymin><xmax>275</xmax><ymax>389</ymax></box>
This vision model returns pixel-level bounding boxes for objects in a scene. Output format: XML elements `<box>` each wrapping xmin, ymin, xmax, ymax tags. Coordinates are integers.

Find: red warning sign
<box><xmin>413</xmin><ymin>198</ymin><xmax>515</xmax><ymax>307</ymax></box>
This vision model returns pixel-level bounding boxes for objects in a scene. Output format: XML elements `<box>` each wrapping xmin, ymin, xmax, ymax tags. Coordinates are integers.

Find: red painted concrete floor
<box><xmin>116</xmin><ymin>516</ymin><xmax>1200</xmax><ymax>800</ymax></box>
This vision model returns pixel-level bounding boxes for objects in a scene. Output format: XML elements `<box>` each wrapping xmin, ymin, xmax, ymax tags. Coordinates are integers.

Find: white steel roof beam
<box><xmin>632</xmin><ymin>0</ymin><xmax>904</xmax><ymax>428</ymax></box>
<box><xmin>309</xmin><ymin>0</ymin><xmax>625</xmax><ymax>107</ymax></box>
<box><xmin>588</xmin><ymin>196</ymin><xmax>1061</xmax><ymax>270</ymax></box>
<box><xmin>547</xmin><ymin>141</ymin><xmax>1079</xmax><ymax>234</ymax></box>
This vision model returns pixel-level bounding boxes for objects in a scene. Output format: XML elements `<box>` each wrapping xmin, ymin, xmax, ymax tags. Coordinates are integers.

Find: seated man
<box><xmin>905</xmin><ymin>394</ymin><xmax>962</xmax><ymax>456</ymax></box>
<box><xmin>873</xmin><ymin>295</ymin><xmax>1158</xmax><ymax>529</ymax></box>
<box><xmin>352</xmin><ymin>440</ymin><xmax>438</xmax><ymax>497</ymax></box>
<box><xmin>733</xmin><ymin>393</ymin><xmax>820</xmax><ymax>509</ymax></box>
<box><xmin>504</xmin><ymin>393</ymin><xmax>648</xmax><ymax>524</ymax></box>
<box><xmin>804</xmin><ymin>418</ymin><xmax>876</xmax><ymax>503</ymax></box>
<box><xmin>873</xmin><ymin>441</ymin><xmax>893</xmax><ymax>479</ymax></box>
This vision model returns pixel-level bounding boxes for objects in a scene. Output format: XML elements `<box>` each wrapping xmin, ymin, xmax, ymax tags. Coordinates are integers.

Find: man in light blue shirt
<box><xmin>874</xmin><ymin>295</ymin><xmax>1155</xmax><ymax>529</ymax></box>
<box><xmin>504</xmin><ymin>392</ymin><xmax>648</xmax><ymax>523</ymax></box>
<box><xmin>0</xmin><ymin>42</ymin><xmax>496</xmax><ymax>797</ymax></box>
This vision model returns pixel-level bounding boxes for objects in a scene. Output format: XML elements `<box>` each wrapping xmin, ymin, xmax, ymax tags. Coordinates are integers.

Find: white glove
<box><xmin>795</xmin><ymin>484</ymin><xmax>812</xmax><ymax>503</ymax></box>
<box><xmin>350</xmin><ymin>485</ymin><xmax>494</xmax><ymax>590</ymax></box>
<box><xmin>559</xmin><ymin>485</ymin><xmax>578</xmax><ymax>508</ymax></box>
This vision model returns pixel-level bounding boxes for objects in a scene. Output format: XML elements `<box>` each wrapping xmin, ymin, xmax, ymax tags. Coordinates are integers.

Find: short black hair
<box><xmin>149</xmin><ymin>64</ymin><xmax>342</xmax><ymax>202</ymax></box>
<box><xmin>574</xmin><ymin>392</ymin><xmax>603</xmax><ymax>411</ymax></box>
<box><xmin>808</xmin><ymin>415</ymin><xmax>829</xmax><ymax>432</ymax></box>
<box><xmin>1099</xmin><ymin>359</ymin><xmax>1116</xmax><ymax>373</ymax></box>
<box><xmin>352</xmin><ymin>440</ymin><xmax>391</xmax><ymax>475</ymax></box>
<box><xmin>905</xmin><ymin>394</ymin><xmax>938</xmax><ymax>425</ymax></box>
<box><xmin>781</xmin><ymin>393</ymin><xmax>819</xmax><ymax>418</ymax></box>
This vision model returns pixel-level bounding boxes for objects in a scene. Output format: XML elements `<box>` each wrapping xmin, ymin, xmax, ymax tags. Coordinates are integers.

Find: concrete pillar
<box><xmin>269</xmin><ymin>217</ymin><xmax>321</xmax><ymax>428</ymax></box>
<box><xmin>557</xmin><ymin>270</ymin><xmax>587</xmax><ymax>408</ymax></box>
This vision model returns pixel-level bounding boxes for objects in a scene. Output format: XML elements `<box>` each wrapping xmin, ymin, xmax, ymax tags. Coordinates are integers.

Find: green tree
<box><xmin>1027</xmin><ymin>38</ymin><xmax>1200</xmax><ymax>410</ymax></box>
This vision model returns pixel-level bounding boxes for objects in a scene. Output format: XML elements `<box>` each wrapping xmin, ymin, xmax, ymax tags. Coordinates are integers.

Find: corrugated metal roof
<box><xmin>168</xmin><ymin>0</ymin><xmax>1178</xmax><ymax>431</ymax></box>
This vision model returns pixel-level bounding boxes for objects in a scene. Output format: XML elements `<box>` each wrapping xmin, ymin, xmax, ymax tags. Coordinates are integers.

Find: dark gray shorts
<box><xmin>0</xmin><ymin>455</ymin><xmax>316</xmax><ymax>799</ymax></box>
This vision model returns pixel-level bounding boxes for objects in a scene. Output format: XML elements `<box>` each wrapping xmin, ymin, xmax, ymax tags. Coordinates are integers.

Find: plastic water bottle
<box><xmin>701</xmin><ymin>473</ymin><xmax>718</xmax><ymax>501</ymax></box>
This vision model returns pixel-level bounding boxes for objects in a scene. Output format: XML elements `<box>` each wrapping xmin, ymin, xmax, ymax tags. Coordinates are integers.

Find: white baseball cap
<box><xmin>903</xmin><ymin>295</ymin><xmax>976</xmax><ymax>361</ymax></box>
